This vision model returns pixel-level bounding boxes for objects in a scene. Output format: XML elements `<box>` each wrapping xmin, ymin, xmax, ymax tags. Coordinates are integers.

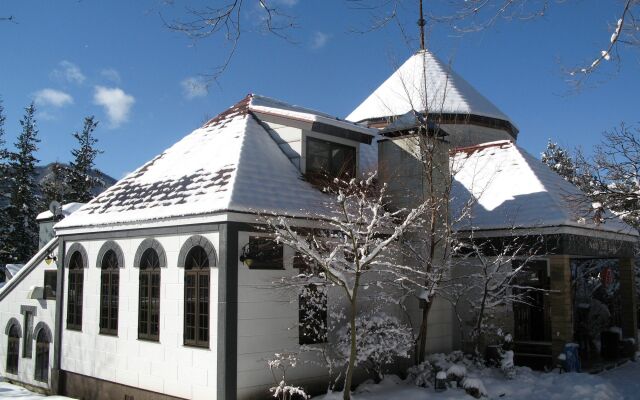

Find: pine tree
<box><xmin>541</xmin><ymin>139</ymin><xmax>577</xmax><ymax>183</ymax></box>
<box><xmin>67</xmin><ymin>116</ymin><xmax>102</xmax><ymax>203</ymax></box>
<box><xmin>41</xmin><ymin>161</ymin><xmax>69</xmax><ymax>205</ymax></box>
<box><xmin>5</xmin><ymin>103</ymin><xmax>41</xmax><ymax>263</ymax></box>
<box><xmin>0</xmin><ymin>99</ymin><xmax>10</xmax><ymax>265</ymax></box>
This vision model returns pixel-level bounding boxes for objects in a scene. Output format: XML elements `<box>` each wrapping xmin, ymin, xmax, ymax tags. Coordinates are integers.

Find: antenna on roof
<box><xmin>418</xmin><ymin>0</ymin><xmax>426</xmax><ymax>50</ymax></box>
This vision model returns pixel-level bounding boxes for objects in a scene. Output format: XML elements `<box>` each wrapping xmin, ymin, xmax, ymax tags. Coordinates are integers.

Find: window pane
<box><xmin>67</xmin><ymin>252</ymin><xmax>84</xmax><ymax>330</ymax></box>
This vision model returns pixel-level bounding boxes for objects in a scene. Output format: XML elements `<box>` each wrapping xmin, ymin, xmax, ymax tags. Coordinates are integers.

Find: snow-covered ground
<box><xmin>316</xmin><ymin>360</ymin><xmax>640</xmax><ymax>400</ymax></box>
<box><xmin>1</xmin><ymin>361</ymin><xmax>639</xmax><ymax>399</ymax></box>
<box><xmin>0</xmin><ymin>382</ymin><xmax>73</xmax><ymax>399</ymax></box>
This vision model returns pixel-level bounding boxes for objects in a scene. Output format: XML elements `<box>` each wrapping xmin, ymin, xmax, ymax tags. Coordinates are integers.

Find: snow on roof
<box><xmin>55</xmin><ymin>98</ymin><xmax>332</xmax><ymax>230</ymax></box>
<box><xmin>36</xmin><ymin>202</ymin><xmax>85</xmax><ymax>221</ymax></box>
<box><xmin>4</xmin><ymin>264</ymin><xmax>24</xmax><ymax>278</ymax></box>
<box><xmin>247</xmin><ymin>94</ymin><xmax>376</xmax><ymax>136</ymax></box>
<box><xmin>347</xmin><ymin>50</ymin><xmax>514</xmax><ymax>127</ymax></box>
<box><xmin>451</xmin><ymin>140</ymin><xmax>638</xmax><ymax>236</ymax></box>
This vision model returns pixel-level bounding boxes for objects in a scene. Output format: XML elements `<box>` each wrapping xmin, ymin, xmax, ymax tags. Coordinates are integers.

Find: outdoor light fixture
<box><xmin>239</xmin><ymin>244</ymin><xmax>254</xmax><ymax>267</ymax></box>
<box><xmin>44</xmin><ymin>254</ymin><xmax>57</xmax><ymax>266</ymax></box>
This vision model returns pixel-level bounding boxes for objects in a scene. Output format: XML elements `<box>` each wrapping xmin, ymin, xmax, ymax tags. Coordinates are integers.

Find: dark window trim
<box><xmin>294</xmin><ymin>254</ymin><xmax>328</xmax><ymax>345</ymax></box>
<box><xmin>66</xmin><ymin>251</ymin><xmax>85</xmax><ymax>331</ymax></box>
<box><xmin>305</xmin><ymin>136</ymin><xmax>357</xmax><ymax>183</ymax></box>
<box><xmin>34</xmin><ymin>328</ymin><xmax>50</xmax><ymax>383</ymax></box>
<box><xmin>99</xmin><ymin>250</ymin><xmax>119</xmax><ymax>336</ymax></box>
<box><xmin>22</xmin><ymin>310</ymin><xmax>34</xmax><ymax>358</ymax></box>
<box><xmin>44</xmin><ymin>270</ymin><xmax>57</xmax><ymax>300</ymax></box>
<box><xmin>138</xmin><ymin>248</ymin><xmax>161</xmax><ymax>342</ymax></box>
<box><xmin>241</xmin><ymin>236</ymin><xmax>284</xmax><ymax>270</ymax></box>
<box><xmin>184</xmin><ymin>246</ymin><xmax>210</xmax><ymax>348</ymax></box>
<box><xmin>6</xmin><ymin>324</ymin><xmax>20</xmax><ymax>375</ymax></box>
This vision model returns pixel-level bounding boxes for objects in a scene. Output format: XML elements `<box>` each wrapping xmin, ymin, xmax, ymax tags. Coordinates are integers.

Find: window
<box><xmin>240</xmin><ymin>237</ymin><xmax>284</xmax><ymax>270</ymax></box>
<box><xmin>66</xmin><ymin>252</ymin><xmax>84</xmax><ymax>330</ymax></box>
<box><xmin>34</xmin><ymin>329</ymin><xmax>50</xmax><ymax>382</ymax></box>
<box><xmin>184</xmin><ymin>246</ymin><xmax>210</xmax><ymax>347</ymax></box>
<box><xmin>294</xmin><ymin>254</ymin><xmax>327</xmax><ymax>345</ymax></box>
<box><xmin>23</xmin><ymin>311</ymin><xmax>33</xmax><ymax>358</ymax></box>
<box><xmin>6</xmin><ymin>324</ymin><xmax>19</xmax><ymax>374</ymax></box>
<box><xmin>306</xmin><ymin>137</ymin><xmax>356</xmax><ymax>183</ymax></box>
<box><xmin>100</xmin><ymin>250</ymin><xmax>119</xmax><ymax>335</ymax></box>
<box><xmin>138</xmin><ymin>248</ymin><xmax>161</xmax><ymax>341</ymax></box>
<box><xmin>44</xmin><ymin>270</ymin><xmax>57</xmax><ymax>299</ymax></box>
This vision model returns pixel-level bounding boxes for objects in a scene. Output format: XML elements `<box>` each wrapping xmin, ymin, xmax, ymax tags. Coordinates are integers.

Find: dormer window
<box><xmin>306</xmin><ymin>137</ymin><xmax>356</xmax><ymax>184</ymax></box>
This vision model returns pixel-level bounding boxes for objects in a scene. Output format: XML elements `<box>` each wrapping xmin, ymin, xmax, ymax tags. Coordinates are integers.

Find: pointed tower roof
<box><xmin>347</xmin><ymin>50</ymin><xmax>515</xmax><ymax>130</ymax></box>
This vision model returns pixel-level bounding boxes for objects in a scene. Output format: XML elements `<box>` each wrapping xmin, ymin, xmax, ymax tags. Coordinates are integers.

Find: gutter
<box><xmin>52</xmin><ymin>237</ymin><xmax>65</xmax><ymax>394</ymax></box>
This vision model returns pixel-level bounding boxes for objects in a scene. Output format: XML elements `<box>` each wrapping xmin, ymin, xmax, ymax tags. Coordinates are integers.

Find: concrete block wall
<box><xmin>61</xmin><ymin>232</ymin><xmax>219</xmax><ymax>400</ymax></box>
<box><xmin>0</xmin><ymin>254</ymin><xmax>57</xmax><ymax>391</ymax></box>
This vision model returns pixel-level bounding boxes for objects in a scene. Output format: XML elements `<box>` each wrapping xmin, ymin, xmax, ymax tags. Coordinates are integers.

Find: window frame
<box><xmin>6</xmin><ymin>324</ymin><xmax>20</xmax><ymax>374</ymax></box>
<box><xmin>22</xmin><ymin>311</ymin><xmax>33</xmax><ymax>358</ymax></box>
<box><xmin>241</xmin><ymin>236</ymin><xmax>284</xmax><ymax>270</ymax></box>
<box><xmin>138</xmin><ymin>248</ymin><xmax>161</xmax><ymax>342</ymax></box>
<box><xmin>294</xmin><ymin>254</ymin><xmax>328</xmax><ymax>345</ymax></box>
<box><xmin>34</xmin><ymin>329</ymin><xmax>50</xmax><ymax>383</ymax></box>
<box><xmin>43</xmin><ymin>270</ymin><xmax>57</xmax><ymax>300</ymax></box>
<box><xmin>183</xmin><ymin>246</ymin><xmax>210</xmax><ymax>348</ymax></box>
<box><xmin>99</xmin><ymin>249</ymin><xmax>119</xmax><ymax>336</ymax></box>
<box><xmin>305</xmin><ymin>136</ymin><xmax>357</xmax><ymax>183</ymax></box>
<box><xmin>66</xmin><ymin>252</ymin><xmax>84</xmax><ymax>331</ymax></box>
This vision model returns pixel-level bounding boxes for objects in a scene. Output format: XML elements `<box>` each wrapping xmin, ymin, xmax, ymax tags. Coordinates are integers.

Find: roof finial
<box><xmin>418</xmin><ymin>0</ymin><xmax>426</xmax><ymax>50</ymax></box>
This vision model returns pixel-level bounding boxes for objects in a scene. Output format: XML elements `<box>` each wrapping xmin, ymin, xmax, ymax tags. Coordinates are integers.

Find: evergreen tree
<box><xmin>5</xmin><ymin>103</ymin><xmax>41</xmax><ymax>263</ymax></box>
<box><xmin>0</xmin><ymin>99</ymin><xmax>10</xmax><ymax>265</ymax></box>
<box><xmin>541</xmin><ymin>139</ymin><xmax>577</xmax><ymax>183</ymax></box>
<box><xmin>67</xmin><ymin>116</ymin><xmax>102</xmax><ymax>203</ymax></box>
<box><xmin>41</xmin><ymin>161</ymin><xmax>69</xmax><ymax>205</ymax></box>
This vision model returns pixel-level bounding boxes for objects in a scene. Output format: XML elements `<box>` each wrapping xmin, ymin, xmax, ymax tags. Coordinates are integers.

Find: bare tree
<box><xmin>575</xmin><ymin>123</ymin><xmax>640</xmax><ymax>230</ymax></box>
<box><xmin>164</xmin><ymin>0</ymin><xmax>297</xmax><ymax>83</ymax></box>
<box><xmin>266</xmin><ymin>175</ymin><xmax>428</xmax><ymax>400</ymax></box>
<box><xmin>446</xmin><ymin>229</ymin><xmax>545</xmax><ymax>356</ymax></box>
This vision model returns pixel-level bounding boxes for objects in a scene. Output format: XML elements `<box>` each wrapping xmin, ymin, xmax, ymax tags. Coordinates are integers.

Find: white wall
<box><xmin>0</xmin><ymin>254</ymin><xmax>57</xmax><ymax>390</ymax></box>
<box><xmin>236</xmin><ymin>231</ymin><xmax>330</xmax><ymax>399</ymax></box>
<box><xmin>61</xmin><ymin>232</ymin><xmax>219</xmax><ymax>400</ymax></box>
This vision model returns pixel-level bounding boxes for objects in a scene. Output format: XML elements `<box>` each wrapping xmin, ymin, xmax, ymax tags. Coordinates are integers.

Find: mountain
<box><xmin>0</xmin><ymin>162</ymin><xmax>117</xmax><ymax>208</ymax></box>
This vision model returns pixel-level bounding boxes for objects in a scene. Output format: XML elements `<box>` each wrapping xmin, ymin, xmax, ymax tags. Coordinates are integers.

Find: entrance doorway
<box><xmin>512</xmin><ymin>260</ymin><xmax>552</xmax><ymax>369</ymax></box>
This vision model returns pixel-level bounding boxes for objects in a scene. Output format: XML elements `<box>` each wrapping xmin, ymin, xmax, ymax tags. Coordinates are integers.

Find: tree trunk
<box><xmin>417</xmin><ymin>300</ymin><xmax>433</xmax><ymax>364</ymax></box>
<box><xmin>343</xmin><ymin>298</ymin><xmax>358</xmax><ymax>400</ymax></box>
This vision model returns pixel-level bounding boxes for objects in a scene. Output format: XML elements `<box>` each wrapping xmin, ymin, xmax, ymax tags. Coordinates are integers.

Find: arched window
<box><xmin>138</xmin><ymin>248</ymin><xmax>161</xmax><ymax>341</ymax></box>
<box><xmin>6</xmin><ymin>324</ymin><xmax>20</xmax><ymax>374</ymax></box>
<box><xmin>34</xmin><ymin>328</ymin><xmax>50</xmax><ymax>382</ymax></box>
<box><xmin>184</xmin><ymin>246</ymin><xmax>210</xmax><ymax>347</ymax></box>
<box><xmin>67</xmin><ymin>251</ymin><xmax>84</xmax><ymax>330</ymax></box>
<box><xmin>100</xmin><ymin>249</ymin><xmax>119</xmax><ymax>335</ymax></box>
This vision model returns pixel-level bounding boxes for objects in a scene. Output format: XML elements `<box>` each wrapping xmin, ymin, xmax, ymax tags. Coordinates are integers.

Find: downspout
<box><xmin>51</xmin><ymin>236</ymin><xmax>65</xmax><ymax>394</ymax></box>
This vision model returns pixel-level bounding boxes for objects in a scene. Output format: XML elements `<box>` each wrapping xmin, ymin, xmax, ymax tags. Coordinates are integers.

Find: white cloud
<box><xmin>51</xmin><ymin>60</ymin><xmax>86</xmax><ymax>85</ymax></box>
<box><xmin>181</xmin><ymin>76</ymin><xmax>208</xmax><ymax>99</ymax></box>
<box><xmin>272</xmin><ymin>0</ymin><xmax>298</xmax><ymax>6</ymax></box>
<box><xmin>100</xmin><ymin>68</ymin><xmax>121</xmax><ymax>83</ymax></box>
<box><xmin>311</xmin><ymin>31</ymin><xmax>329</xmax><ymax>49</ymax></box>
<box><xmin>93</xmin><ymin>86</ymin><xmax>135</xmax><ymax>128</ymax></box>
<box><xmin>34</xmin><ymin>88</ymin><xmax>73</xmax><ymax>108</ymax></box>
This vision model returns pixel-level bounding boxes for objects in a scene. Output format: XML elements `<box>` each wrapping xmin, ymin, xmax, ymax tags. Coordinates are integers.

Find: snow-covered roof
<box><xmin>3</xmin><ymin>264</ymin><xmax>24</xmax><ymax>278</ymax></box>
<box><xmin>451</xmin><ymin>140</ymin><xmax>638</xmax><ymax>236</ymax></box>
<box><xmin>247</xmin><ymin>94</ymin><xmax>376</xmax><ymax>137</ymax></box>
<box><xmin>36</xmin><ymin>202</ymin><xmax>85</xmax><ymax>221</ymax></box>
<box><xmin>347</xmin><ymin>50</ymin><xmax>514</xmax><ymax>128</ymax></box>
<box><xmin>55</xmin><ymin>97</ymin><xmax>333</xmax><ymax>230</ymax></box>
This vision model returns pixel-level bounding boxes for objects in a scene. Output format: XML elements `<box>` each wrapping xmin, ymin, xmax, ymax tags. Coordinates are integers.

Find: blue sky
<box><xmin>0</xmin><ymin>1</ymin><xmax>638</xmax><ymax>180</ymax></box>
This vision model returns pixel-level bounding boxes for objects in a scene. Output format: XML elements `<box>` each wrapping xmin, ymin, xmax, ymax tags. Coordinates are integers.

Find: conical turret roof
<box><xmin>347</xmin><ymin>50</ymin><xmax>514</xmax><ymax>128</ymax></box>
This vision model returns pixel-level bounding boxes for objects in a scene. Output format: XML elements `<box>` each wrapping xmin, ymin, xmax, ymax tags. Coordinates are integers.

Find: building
<box><xmin>0</xmin><ymin>50</ymin><xmax>636</xmax><ymax>399</ymax></box>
